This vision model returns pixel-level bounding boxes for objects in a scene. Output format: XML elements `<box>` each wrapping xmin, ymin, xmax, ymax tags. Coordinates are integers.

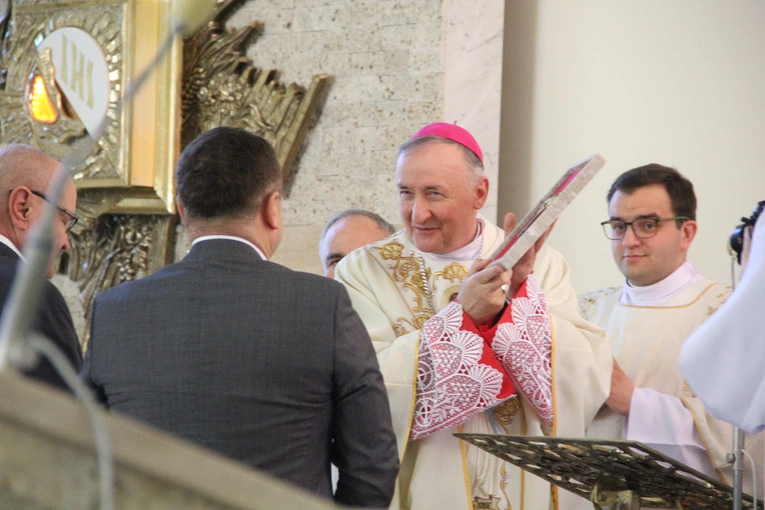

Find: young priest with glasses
<box><xmin>578</xmin><ymin>164</ymin><xmax>764</xmax><ymax>505</ymax></box>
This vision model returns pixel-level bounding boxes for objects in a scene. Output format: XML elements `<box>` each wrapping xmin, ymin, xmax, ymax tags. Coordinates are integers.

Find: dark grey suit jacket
<box><xmin>81</xmin><ymin>239</ymin><xmax>397</xmax><ymax>507</ymax></box>
<box><xmin>0</xmin><ymin>243</ymin><xmax>81</xmax><ymax>390</ymax></box>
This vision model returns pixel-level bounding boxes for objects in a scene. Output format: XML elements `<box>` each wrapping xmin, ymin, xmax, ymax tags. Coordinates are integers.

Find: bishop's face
<box><xmin>396</xmin><ymin>142</ymin><xmax>488</xmax><ymax>254</ymax></box>
<box><xmin>608</xmin><ymin>184</ymin><xmax>695</xmax><ymax>286</ymax></box>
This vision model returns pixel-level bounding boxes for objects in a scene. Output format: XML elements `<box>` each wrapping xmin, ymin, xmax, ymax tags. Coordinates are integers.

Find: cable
<box><xmin>26</xmin><ymin>334</ymin><xmax>114</xmax><ymax>510</ymax></box>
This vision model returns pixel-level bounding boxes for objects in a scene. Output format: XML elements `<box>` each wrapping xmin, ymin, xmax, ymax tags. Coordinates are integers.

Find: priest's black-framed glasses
<box><xmin>600</xmin><ymin>216</ymin><xmax>689</xmax><ymax>240</ymax></box>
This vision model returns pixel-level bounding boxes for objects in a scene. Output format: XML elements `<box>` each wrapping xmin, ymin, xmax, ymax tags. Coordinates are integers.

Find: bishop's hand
<box><xmin>457</xmin><ymin>257</ymin><xmax>511</xmax><ymax>326</ymax></box>
<box><xmin>502</xmin><ymin>212</ymin><xmax>554</xmax><ymax>300</ymax></box>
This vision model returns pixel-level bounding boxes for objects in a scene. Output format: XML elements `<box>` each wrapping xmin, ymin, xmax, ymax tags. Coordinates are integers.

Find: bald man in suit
<box><xmin>0</xmin><ymin>144</ymin><xmax>81</xmax><ymax>390</ymax></box>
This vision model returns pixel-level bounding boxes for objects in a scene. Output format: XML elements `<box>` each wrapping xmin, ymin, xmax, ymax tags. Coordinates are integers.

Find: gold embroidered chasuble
<box><xmin>335</xmin><ymin>218</ymin><xmax>611</xmax><ymax>510</ymax></box>
<box><xmin>579</xmin><ymin>280</ymin><xmax>765</xmax><ymax>503</ymax></box>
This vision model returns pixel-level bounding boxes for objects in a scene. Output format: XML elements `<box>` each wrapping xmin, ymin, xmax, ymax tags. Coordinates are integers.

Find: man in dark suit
<box><xmin>81</xmin><ymin>127</ymin><xmax>398</xmax><ymax>507</ymax></box>
<box><xmin>0</xmin><ymin>144</ymin><xmax>81</xmax><ymax>390</ymax></box>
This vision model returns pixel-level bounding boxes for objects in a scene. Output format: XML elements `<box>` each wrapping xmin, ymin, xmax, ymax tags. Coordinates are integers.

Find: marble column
<box><xmin>443</xmin><ymin>0</ymin><xmax>505</xmax><ymax>224</ymax></box>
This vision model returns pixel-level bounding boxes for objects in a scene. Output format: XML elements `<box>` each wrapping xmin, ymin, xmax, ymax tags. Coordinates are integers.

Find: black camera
<box><xmin>730</xmin><ymin>200</ymin><xmax>765</xmax><ymax>264</ymax></box>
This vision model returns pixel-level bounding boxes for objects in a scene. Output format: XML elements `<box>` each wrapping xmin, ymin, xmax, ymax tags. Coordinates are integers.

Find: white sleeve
<box><xmin>680</xmin><ymin>214</ymin><xmax>765</xmax><ymax>434</ymax></box>
<box><xmin>625</xmin><ymin>387</ymin><xmax>720</xmax><ymax>481</ymax></box>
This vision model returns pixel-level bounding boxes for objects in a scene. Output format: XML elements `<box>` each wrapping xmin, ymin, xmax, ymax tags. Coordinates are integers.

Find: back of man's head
<box><xmin>177</xmin><ymin>127</ymin><xmax>281</xmax><ymax>221</ymax></box>
<box><xmin>607</xmin><ymin>163</ymin><xmax>697</xmax><ymax>221</ymax></box>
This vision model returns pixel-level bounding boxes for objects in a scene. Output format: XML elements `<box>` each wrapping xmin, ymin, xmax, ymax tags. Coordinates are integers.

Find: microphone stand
<box><xmin>732</xmin><ymin>426</ymin><xmax>744</xmax><ymax>510</ymax></box>
<box><xmin>727</xmin><ymin>250</ymin><xmax>744</xmax><ymax>510</ymax></box>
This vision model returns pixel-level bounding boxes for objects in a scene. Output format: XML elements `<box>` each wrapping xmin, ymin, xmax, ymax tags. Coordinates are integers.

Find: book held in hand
<box><xmin>489</xmin><ymin>154</ymin><xmax>606</xmax><ymax>270</ymax></box>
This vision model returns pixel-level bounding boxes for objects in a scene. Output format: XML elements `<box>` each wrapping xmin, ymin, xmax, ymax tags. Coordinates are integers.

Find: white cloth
<box><xmin>336</xmin><ymin>217</ymin><xmax>612</xmax><ymax>510</ymax></box>
<box><xmin>680</xmin><ymin>213</ymin><xmax>765</xmax><ymax>434</ymax></box>
<box><xmin>621</xmin><ymin>260</ymin><xmax>705</xmax><ymax>306</ymax></box>
<box><xmin>426</xmin><ymin>216</ymin><xmax>483</xmax><ymax>262</ymax></box>
<box><xmin>580</xmin><ymin>276</ymin><xmax>764</xmax><ymax>502</ymax></box>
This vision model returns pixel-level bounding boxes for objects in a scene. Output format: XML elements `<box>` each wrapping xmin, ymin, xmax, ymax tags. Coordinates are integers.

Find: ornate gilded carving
<box><xmin>182</xmin><ymin>3</ymin><xmax>329</xmax><ymax>185</ymax></box>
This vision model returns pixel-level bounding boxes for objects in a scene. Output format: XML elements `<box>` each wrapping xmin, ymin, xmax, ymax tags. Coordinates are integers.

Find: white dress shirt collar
<box><xmin>191</xmin><ymin>235</ymin><xmax>267</xmax><ymax>261</ymax></box>
<box><xmin>621</xmin><ymin>259</ymin><xmax>704</xmax><ymax>306</ymax></box>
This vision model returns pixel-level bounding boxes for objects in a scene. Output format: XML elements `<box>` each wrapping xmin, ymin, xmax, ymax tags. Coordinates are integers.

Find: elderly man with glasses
<box><xmin>0</xmin><ymin>143</ymin><xmax>81</xmax><ymax>391</ymax></box>
<box><xmin>577</xmin><ymin>164</ymin><xmax>764</xmax><ymax>504</ymax></box>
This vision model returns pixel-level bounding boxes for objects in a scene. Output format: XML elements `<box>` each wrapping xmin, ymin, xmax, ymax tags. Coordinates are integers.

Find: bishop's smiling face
<box><xmin>396</xmin><ymin>142</ymin><xmax>488</xmax><ymax>254</ymax></box>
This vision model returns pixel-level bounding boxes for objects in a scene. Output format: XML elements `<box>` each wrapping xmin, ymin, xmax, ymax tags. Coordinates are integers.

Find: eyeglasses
<box><xmin>600</xmin><ymin>217</ymin><xmax>688</xmax><ymax>240</ymax></box>
<box><xmin>20</xmin><ymin>190</ymin><xmax>79</xmax><ymax>233</ymax></box>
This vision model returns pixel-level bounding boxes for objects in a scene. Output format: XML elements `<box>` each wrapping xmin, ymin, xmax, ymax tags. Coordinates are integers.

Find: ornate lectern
<box><xmin>456</xmin><ymin>434</ymin><xmax>761</xmax><ymax>509</ymax></box>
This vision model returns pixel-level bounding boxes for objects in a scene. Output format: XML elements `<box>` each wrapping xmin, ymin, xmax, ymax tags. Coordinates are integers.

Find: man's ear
<box><xmin>680</xmin><ymin>219</ymin><xmax>698</xmax><ymax>250</ymax></box>
<box><xmin>263</xmin><ymin>190</ymin><xmax>282</xmax><ymax>230</ymax></box>
<box><xmin>8</xmin><ymin>187</ymin><xmax>32</xmax><ymax>230</ymax></box>
<box><xmin>176</xmin><ymin>198</ymin><xmax>188</xmax><ymax>227</ymax></box>
<box><xmin>473</xmin><ymin>175</ymin><xmax>489</xmax><ymax>210</ymax></box>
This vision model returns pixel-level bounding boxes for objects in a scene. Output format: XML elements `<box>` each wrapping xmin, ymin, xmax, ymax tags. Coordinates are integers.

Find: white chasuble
<box><xmin>580</xmin><ymin>280</ymin><xmax>765</xmax><ymax>503</ymax></box>
<box><xmin>336</xmin><ymin>217</ymin><xmax>611</xmax><ymax>510</ymax></box>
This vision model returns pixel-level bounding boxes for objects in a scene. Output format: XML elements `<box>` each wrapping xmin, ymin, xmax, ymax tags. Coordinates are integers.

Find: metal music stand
<box><xmin>455</xmin><ymin>434</ymin><xmax>762</xmax><ymax>509</ymax></box>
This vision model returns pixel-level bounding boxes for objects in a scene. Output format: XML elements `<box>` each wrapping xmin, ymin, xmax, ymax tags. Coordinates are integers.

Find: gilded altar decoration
<box><xmin>0</xmin><ymin>0</ymin><xmax>181</xmax><ymax>214</ymax></box>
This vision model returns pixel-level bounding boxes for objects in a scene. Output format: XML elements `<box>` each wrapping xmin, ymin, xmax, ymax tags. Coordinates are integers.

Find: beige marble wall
<box><xmin>228</xmin><ymin>0</ymin><xmax>445</xmax><ymax>236</ymax></box>
<box><xmin>444</xmin><ymin>0</ymin><xmax>505</xmax><ymax>224</ymax></box>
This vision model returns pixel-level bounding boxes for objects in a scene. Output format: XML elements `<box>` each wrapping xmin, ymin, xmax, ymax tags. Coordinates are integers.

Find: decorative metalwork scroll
<box><xmin>456</xmin><ymin>434</ymin><xmax>762</xmax><ymax>509</ymax></box>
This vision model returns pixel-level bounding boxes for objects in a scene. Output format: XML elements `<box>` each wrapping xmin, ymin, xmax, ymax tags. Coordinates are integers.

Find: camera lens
<box><xmin>729</xmin><ymin>200</ymin><xmax>765</xmax><ymax>264</ymax></box>
<box><xmin>729</xmin><ymin>225</ymin><xmax>746</xmax><ymax>263</ymax></box>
